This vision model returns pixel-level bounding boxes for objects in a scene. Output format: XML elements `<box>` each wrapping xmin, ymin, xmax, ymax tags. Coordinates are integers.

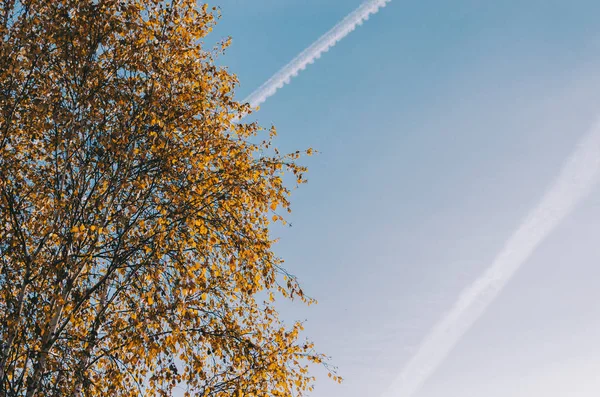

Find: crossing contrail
<box><xmin>380</xmin><ymin>118</ymin><xmax>600</xmax><ymax>397</ymax></box>
<box><xmin>241</xmin><ymin>0</ymin><xmax>392</xmax><ymax>109</ymax></box>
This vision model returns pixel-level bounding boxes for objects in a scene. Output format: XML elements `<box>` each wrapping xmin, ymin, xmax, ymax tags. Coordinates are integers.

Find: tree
<box><xmin>0</xmin><ymin>0</ymin><xmax>339</xmax><ymax>395</ymax></box>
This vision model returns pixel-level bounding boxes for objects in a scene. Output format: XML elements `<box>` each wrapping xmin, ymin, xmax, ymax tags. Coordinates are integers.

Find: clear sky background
<box><xmin>207</xmin><ymin>1</ymin><xmax>600</xmax><ymax>396</ymax></box>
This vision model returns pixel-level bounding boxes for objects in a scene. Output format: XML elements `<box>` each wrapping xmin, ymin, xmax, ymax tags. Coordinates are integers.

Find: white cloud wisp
<box><xmin>381</xmin><ymin>118</ymin><xmax>600</xmax><ymax>397</ymax></box>
<box><xmin>241</xmin><ymin>0</ymin><xmax>392</xmax><ymax>110</ymax></box>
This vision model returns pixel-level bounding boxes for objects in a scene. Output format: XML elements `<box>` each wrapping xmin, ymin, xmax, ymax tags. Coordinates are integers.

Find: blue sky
<box><xmin>208</xmin><ymin>1</ymin><xmax>600</xmax><ymax>396</ymax></box>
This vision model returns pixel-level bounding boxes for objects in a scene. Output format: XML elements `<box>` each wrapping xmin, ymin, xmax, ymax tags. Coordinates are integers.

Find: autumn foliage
<box><xmin>0</xmin><ymin>0</ymin><xmax>338</xmax><ymax>395</ymax></box>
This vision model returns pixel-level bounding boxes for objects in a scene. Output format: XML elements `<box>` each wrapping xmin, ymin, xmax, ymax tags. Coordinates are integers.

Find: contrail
<box><xmin>240</xmin><ymin>0</ymin><xmax>392</xmax><ymax>109</ymax></box>
<box><xmin>381</xmin><ymin>118</ymin><xmax>600</xmax><ymax>397</ymax></box>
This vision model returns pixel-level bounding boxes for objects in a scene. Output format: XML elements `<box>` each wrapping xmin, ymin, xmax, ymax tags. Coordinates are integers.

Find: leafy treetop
<box><xmin>0</xmin><ymin>0</ymin><xmax>339</xmax><ymax>396</ymax></box>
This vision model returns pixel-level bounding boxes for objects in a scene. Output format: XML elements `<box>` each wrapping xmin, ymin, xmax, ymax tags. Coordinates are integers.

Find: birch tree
<box><xmin>0</xmin><ymin>0</ymin><xmax>339</xmax><ymax>395</ymax></box>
